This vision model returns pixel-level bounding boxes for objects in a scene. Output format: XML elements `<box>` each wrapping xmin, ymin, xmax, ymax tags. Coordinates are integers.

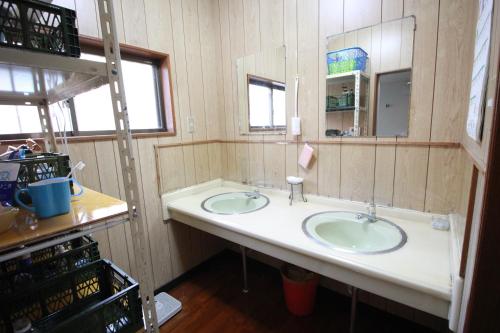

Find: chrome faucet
<box><xmin>245</xmin><ymin>189</ymin><xmax>260</xmax><ymax>200</ymax></box>
<box><xmin>366</xmin><ymin>201</ymin><xmax>377</xmax><ymax>223</ymax></box>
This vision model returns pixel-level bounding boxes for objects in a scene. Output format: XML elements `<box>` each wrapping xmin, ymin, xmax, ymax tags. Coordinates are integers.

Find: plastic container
<box><xmin>0</xmin><ymin>153</ymin><xmax>73</xmax><ymax>204</ymax></box>
<box><xmin>326</xmin><ymin>96</ymin><xmax>338</xmax><ymax>108</ymax></box>
<box><xmin>327</xmin><ymin>47</ymin><xmax>368</xmax><ymax>75</ymax></box>
<box><xmin>281</xmin><ymin>264</ymin><xmax>320</xmax><ymax>316</ymax></box>
<box><xmin>0</xmin><ymin>259</ymin><xmax>141</xmax><ymax>333</ymax></box>
<box><xmin>0</xmin><ymin>236</ymin><xmax>100</xmax><ymax>294</ymax></box>
<box><xmin>0</xmin><ymin>0</ymin><xmax>81</xmax><ymax>57</ymax></box>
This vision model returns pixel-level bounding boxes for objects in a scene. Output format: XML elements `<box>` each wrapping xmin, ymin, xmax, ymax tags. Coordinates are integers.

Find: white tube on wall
<box><xmin>291</xmin><ymin>75</ymin><xmax>301</xmax><ymax>136</ymax></box>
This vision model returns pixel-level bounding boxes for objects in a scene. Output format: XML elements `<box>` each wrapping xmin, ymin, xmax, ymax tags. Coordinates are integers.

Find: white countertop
<box><xmin>163</xmin><ymin>180</ymin><xmax>452</xmax><ymax>302</ymax></box>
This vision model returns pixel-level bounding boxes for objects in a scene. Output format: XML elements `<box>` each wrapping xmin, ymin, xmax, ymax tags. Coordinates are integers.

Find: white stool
<box><xmin>287</xmin><ymin>176</ymin><xmax>307</xmax><ymax>206</ymax></box>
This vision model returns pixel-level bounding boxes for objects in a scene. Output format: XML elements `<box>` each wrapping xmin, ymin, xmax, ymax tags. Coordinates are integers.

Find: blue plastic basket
<box><xmin>327</xmin><ymin>47</ymin><xmax>368</xmax><ymax>75</ymax></box>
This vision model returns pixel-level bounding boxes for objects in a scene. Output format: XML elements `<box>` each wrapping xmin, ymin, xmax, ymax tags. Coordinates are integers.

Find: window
<box><xmin>0</xmin><ymin>38</ymin><xmax>175</xmax><ymax>139</ymax></box>
<box><xmin>247</xmin><ymin>75</ymin><xmax>286</xmax><ymax>131</ymax></box>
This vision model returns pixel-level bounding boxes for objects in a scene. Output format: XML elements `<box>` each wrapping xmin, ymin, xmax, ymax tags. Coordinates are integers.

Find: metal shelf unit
<box><xmin>0</xmin><ymin>0</ymin><xmax>159</xmax><ymax>331</ymax></box>
<box><xmin>326</xmin><ymin>70</ymin><xmax>370</xmax><ymax>136</ymax></box>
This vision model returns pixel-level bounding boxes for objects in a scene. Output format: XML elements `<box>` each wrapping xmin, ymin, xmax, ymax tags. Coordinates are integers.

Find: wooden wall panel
<box><xmin>425</xmin><ymin>147</ymin><xmax>464</xmax><ymax>213</ymax></box>
<box><xmin>393</xmin><ymin>146</ymin><xmax>429</xmax><ymax>211</ymax></box>
<box><xmin>344</xmin><ymin>0</ymin><xmax>381</xmax><ymax>32</ymax></box>
<box><xmin>317</xmin><ymin>143</ymin><xmax>341</xmax><ymax>197</ymax></box>
<box><xmin>382</xmin><ymin>0</ymin><xmax>403</xmax><ymax>22</ymax></box>
<box><xmin>193</xmin><ymin>144</ymin><xmax>210</xmax><ymax>184</ymax></box>
<box><xmin>144</xmin><ymin>0</ymin><xmax>174</xmax><ymax>53</ymax></box>
<box><xmin>297</xmin><ymin>0</ymin><xmax>319</xmax><ymax>142</ymax></box>
<box><xmin>121</xmin><ymin>0</ymin><xmax>147</xmax><ymax>47</ymax></box>
<box><xmin>374</xmin><ymin>138</ymin><xmax>396</xmax><ymax>206</ymax></box>
<box><xmin>67</xmin><ymin>142</ymin><xmax>111</xmax><ymax>259</ymax></box>
<box><xmin>264</xmin><ymin>143</ymin><xmax>286</xmax><ymax>189</ymax></box>
<box><xmin>403</xmin><ymin>0</ymin><xmax>439</xmax><ymax>141</ymax></box>
<box><xmin>199</xmin><ymin>0</ymin><xmax>225</xmax><ymax>141</ymax></box>
<box><xmin>340</xmin><ymin>141</ymin><xmax>376</xmax><ymax>202</ymax></box>
<box><xmin>75</xmin><ymin>1</ymin><xmax>99</xmax><ymax>37</ymax></box>
<box><xmin>260</xmin><ymin>0</ymin><xmax>284</xmax><ymax>49</ymax></box>
<box><xmin>137</xmin><ymin>138</ymin><xmax>174</xmax><ymax>287</ymax></box>
<box><xmin>183</xmin><ymin>0</ymin><xmax>207</xmax><ymax>142</ymax></box>
<box><xmin>94</xmin><ymin>140</ymin><xmax>131</xmax><ymax>275</ymax></box>
<box><xmin>170</xmin><ymin>0</ymin><xmax>194</xmax><ymax>142</ymax></box>
<box><xmin>430</xmin><ymin>0</ymin><xmax>475</xmax><ymax>142</ymax></box>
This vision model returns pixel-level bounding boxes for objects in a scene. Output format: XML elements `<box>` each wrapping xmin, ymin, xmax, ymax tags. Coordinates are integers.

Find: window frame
<box><xmin>247</xmin><ymin>74</ymin><xmax>286</xmax><ymax>132</ymax></box>
<box><xmin>0</xmin><ymin>35</ymin><xmax>176</xmax><ymax>141</ymax></box>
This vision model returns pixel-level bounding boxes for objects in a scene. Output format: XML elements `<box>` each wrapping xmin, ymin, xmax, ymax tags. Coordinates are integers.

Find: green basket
<box><xmin>0</xmin><ymin>260</ymin><xmax>142</xmax><ymax>333</ymax></box>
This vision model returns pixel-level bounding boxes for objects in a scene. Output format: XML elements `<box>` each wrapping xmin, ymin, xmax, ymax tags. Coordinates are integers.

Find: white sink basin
<box><xmin>302</xmin><ymin>211</ymin><xmax>407</xmax><ymax>254</ymax></box>
<box><xmin>201</xmin><ymin>192</ymin><xmax>270</xmax><ymax>215</ymax></box>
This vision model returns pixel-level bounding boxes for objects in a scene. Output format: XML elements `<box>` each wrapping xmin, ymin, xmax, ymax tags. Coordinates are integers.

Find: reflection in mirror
<box><xmin>324</xmin><ymin>16</ymin><xmax>415</xmax><ymax>137</ymax></box>
<box><xmin>237</xmin><ymin>46</ymin><xmax>286</xmax><ymax>134</ymax></box>
<box><xmin>248</xmin><ymin>75</ymin><xmax>286</xmax><ymax>131</ymax></box>
<box><xmin>375</xmin><ymin>69</ymin><xmax>411</xmax><ymax>137</ymax></box>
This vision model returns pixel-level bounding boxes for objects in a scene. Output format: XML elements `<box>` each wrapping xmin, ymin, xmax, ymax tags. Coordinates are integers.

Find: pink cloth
<box><xmin>298</xmin><ymin>144</ymin><xmax>314</xmax><ymax>169</ymax></box>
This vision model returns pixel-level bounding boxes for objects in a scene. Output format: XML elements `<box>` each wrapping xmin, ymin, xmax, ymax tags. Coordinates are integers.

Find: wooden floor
<box><xmin>159</xmin><ymin>251</ymin><xmax>440</xmax><ymax>333</ymax></box>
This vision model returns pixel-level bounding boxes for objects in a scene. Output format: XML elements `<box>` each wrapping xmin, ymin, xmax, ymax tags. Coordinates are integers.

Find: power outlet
<box><xmin>187</xmin><ymin>116</ymin><xmax>195</xmax><ymax>133</ymax></box>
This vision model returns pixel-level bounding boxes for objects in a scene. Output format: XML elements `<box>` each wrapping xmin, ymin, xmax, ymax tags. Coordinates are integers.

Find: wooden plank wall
<box><xmin>218</xmin><ymin>0</ymin><xmax>476</xmax><ymax>215</ymax></box>
<box><xmin>48</xmin><ymin>0</ymin><xmax>227</xmax><ymax>289</ymax></box>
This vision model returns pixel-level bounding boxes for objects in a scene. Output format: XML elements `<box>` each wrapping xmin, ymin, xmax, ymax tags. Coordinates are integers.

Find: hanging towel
<box><xmin>298</xmin><ymin>143</ymin><xmax>314</xmax><ymax>169</ymax></box>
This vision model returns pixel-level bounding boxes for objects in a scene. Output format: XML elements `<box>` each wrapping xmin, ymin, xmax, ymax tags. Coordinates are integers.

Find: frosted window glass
<box><xmin>249</xmin><ymin>84</ymin><xmax>272</xmax><ymax>127</ymax></box>
<box><xmin>273</xmin><ymin>89</ymin><xmax>286</xmax><ymax>126</ymax></box>
<box><xmin>74</xmin><ymin>53</ymin><xmax>161</xmax><ymax>131</ymax></box>
<box><xmin>0</xmin><ymin>105</ymin><xmax>41</xmax><ymax>134</ymax></box>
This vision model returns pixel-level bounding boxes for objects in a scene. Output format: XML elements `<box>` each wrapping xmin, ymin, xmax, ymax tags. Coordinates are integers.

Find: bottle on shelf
<box><xmin>348</xmin><ymin>89</ymin><xmax>354</xmax><ymax>106</ymax></box>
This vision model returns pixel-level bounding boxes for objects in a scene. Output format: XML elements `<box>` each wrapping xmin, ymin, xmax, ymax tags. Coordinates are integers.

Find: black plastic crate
<box><xmin>0</xmin><ymin>152</ymin><xmax>71</xmax><ymax>189</ymax></box>
<box><xmin>0</xmin><ymin>259</ymin><xmax>142</xmax><ymax>333</ymax></box>
<box><xmin>0</xmin><ymin>0</ymin><xmax>80</xmax><ymax>57</ymax></box>
<box><xmin>0</xmin><ymin>236</ymin><xmax>100</xmax><ymax>295</ymax></box>
<box><xmin>0</xmin><ymin>152</ymin><xmax>73</xmax><ymax>204</ymax></box>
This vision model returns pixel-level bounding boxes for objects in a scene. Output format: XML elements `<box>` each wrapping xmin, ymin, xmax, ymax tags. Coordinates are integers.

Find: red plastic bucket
<box><xmin>281</xmin><ymin>264</ymin><xmax>320</xmax><ymax>316</ymax></box>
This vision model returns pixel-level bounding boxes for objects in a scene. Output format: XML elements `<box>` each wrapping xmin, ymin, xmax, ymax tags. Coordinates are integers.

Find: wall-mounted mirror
<box><xmin>324</xmin><ymin>16</ymin><xmax>415</xmax><ymax>137</ymax></box>
<box><xmin>236</xmin><ymin>46</ymin><xmax>286</xmax><ymax>135</ymax></box>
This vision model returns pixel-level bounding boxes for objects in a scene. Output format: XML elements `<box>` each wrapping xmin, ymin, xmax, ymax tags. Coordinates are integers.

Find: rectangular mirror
<box><xmin>324</xmin><ymin>16</ymin><xmax>415</xmax><ymax>137</ymax></box>
<box><xmin>237</xmin><ymin>46</ymin><xmax>286</xmax><ymax>135</ymax></box>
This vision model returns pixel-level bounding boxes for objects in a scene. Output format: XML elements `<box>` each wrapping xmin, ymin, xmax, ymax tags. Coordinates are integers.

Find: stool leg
<box><xmin>350</xmin><ymin>287</ymin><xmax>358</xmax><ymax>333</ymax></box>
<box><xmin>301</xmin><ymin>183</ymin><xmax>307</xmax><ymax>202</ymax></box>
<box><xmin>240</xmin><ymin>245</ymin><xmax>249</xmax><ymax>293</ymax></box>
<box><xmin>289</xmin><ymin>184</ymin><xmax>294</xmax><ymax>205</ymax></box>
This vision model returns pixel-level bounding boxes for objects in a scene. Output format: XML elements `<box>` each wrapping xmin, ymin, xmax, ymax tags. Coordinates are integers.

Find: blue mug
<box><xmin>15</xmin><ymin>177</ymin><xmax>83</xmax><ymax>219</ymax></box>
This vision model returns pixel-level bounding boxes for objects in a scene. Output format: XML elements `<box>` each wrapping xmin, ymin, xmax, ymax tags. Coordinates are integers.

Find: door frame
<box><xmin>463</xmin><ymin>54</ymin><xmax>500</xmax><ymax>332</ymax></box>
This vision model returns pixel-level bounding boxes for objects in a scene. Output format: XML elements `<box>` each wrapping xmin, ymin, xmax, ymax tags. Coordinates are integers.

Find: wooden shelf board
<box><xmin>0</xmin><ymin>187</ymin><xmax>128</xmax><ymax>253</ymax></box>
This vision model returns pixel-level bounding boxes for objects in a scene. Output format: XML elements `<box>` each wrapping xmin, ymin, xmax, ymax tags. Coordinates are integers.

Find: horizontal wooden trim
<box><xmin>155</xmin><ymin>140</ymin><xmax>221</xmax><ymax>149</ymax></box>
<box><xmin>225</xmin><ymin>139</ymin><xmax>460</xmax><ymax>148</ymax></box>
<box><xmin>1</xmin><ymin>137</ymin><xmax>461</xmax><ymax>150</ymax></box>
<box><xmin>154</xmin><ymin>139</ymin><xmax>461</xmax><ymax>150</ymax></box>
<box><xmin>79</xmin><ymin>35</ymin><xmax>168</xmax><ymax>60</ymax></box>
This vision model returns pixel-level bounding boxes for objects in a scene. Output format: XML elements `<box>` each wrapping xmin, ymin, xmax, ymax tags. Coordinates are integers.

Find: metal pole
<box><xmin>37</xmin><ymin>70</ymin><xmax>58</xmax><ymax>153</ymax></box>
<box><xmin>240</xmin><ymin>245</ymin><xmax>249</xmax><ymax>293</ymax></box>
<box><xmin>96</xmin><ymin>0</ymin><xmax>158</xmax><ymax>331</ymax></box>
<box><xmin>350</xmin><ymin>287</ymin><xmax>358</xmax><ymax>333</ymax></box>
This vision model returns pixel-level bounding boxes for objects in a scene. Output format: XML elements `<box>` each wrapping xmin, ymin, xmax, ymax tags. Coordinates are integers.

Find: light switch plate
<box><xmin>187</xmin><ymin>116</ymin><xmax>194</xmax><ymax>133</ymax></box>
